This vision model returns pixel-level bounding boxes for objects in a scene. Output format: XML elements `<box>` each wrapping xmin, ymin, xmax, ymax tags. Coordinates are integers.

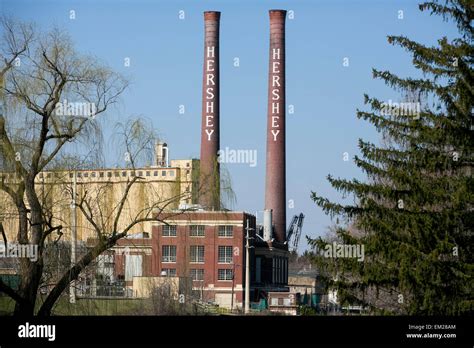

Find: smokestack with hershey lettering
<box><xmin>264</xmin><ymin>9</ymin><xmax>286</xmax><ymax>244</ymax></box>
<box><xmin>199</xmin><ymin>11</ymin><xmax>221</xmax><ymax>210</ymax></box>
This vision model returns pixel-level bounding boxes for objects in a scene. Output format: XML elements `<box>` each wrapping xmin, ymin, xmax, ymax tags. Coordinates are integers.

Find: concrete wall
<box><xmin>132</xmin><ymin>276</ymin><xmax>181</xmax><ymax>298</ymax></box>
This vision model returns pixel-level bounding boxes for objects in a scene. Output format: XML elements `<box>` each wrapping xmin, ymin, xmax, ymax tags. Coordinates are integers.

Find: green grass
<box><xmin>0</xmin><ymin>296</ymin><xmax>15</xmax><ymax>315</ymax></box>
<box><xmin>0</xmin><ymin>296</ymin><xmax>145</xmax><ymax>316</ymax></box>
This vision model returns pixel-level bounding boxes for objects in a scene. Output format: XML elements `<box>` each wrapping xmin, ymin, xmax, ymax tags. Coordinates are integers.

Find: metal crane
<box><xmin>286</xmin><ymin>213</ymin><xmax>305</xmax><ymax>252</ymax></box>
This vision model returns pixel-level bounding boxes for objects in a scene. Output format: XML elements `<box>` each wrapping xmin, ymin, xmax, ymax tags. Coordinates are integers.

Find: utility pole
<box><xmin>230</xmin><ymin>262</ymin><xmax>235</xmax><ymax>312</ymax></box>
<box><xmin>245</xmin><ymin>219</ymin><xmax>254</xmax><ymax>314</ymax></box>
<box><xmin>70</xmin><ymin>171</ymin><xmax>77</xmax><ymax>304</ymax></box>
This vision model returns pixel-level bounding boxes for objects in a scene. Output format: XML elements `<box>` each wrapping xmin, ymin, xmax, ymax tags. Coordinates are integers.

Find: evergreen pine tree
<box><xmin>309</xmin><ymin>0</ymin><xmax>473</xmax><ymax>315</ymax></box>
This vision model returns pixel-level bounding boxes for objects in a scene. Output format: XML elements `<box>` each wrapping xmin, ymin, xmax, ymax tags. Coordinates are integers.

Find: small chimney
<box><xmin>155</xmin><ymin>142</ymin><xmax>169</xmax><ymax>167</ymax></box>
<box><xmin>199</xmin><ymin>11</ymin><xmax>221</xmax><ymax>210</ymax></box>
<box><xmin>263</xmin><ymin>209</ymin><xmax>273</xmax><ymax>242</ymax></box>
<box><xmin>264</xmin><ymin>10</ymin><xmax>286</xmax><ymax>244</ymax></box>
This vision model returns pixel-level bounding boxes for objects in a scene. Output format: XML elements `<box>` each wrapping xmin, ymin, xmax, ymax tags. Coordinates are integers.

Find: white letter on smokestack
<box><xmin>272</xmin><ymin>48</ymin><xmax>280</xmax><ymax>60</ymax></box>
<box><xmin>207</xmin><ymin>46</ymin><xmax>215</xmax><ymax>58</ymax></box>
<box><xmin>206</xmin><ymin>101</ymin><xmax>214</xmax><ymax>113</ymax></box>
<box><xmin>272</xmin><ymin>102</ymin><xmax>279</xmax><ymax>114</ymax></box>
<box><xmin>206</xmin><ymin>73</ymin><xmax>215</xmax><ymax>86</ymax></box>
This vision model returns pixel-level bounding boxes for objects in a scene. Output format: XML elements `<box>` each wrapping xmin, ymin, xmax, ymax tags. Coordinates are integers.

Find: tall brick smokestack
<box><xmin>265</xmin><ymin>10</ymin><xmax>286</xmax><ymax>244</ymax></box>
<box><xmin>199</xmin><ymin>11</ymin><xmax>220</xmax><ymax>210</ymax></box>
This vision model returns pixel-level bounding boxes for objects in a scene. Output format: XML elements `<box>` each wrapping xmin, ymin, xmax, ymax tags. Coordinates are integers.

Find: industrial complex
<box><xmin>0</xmin><ymin>9</ymin><xmax>313</xmax><ymax>313</ymax></box>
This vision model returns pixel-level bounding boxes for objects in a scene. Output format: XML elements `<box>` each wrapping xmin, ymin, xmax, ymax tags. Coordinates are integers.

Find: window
<box><xmin>162</xmin><ymin>171</ymin><xmax>166</xmax><ymax>176</ymax></box>
<box><xmin>107</xmin><ymin>172</ymin><xmax>112</xmax><ymax>178</ymax></box>
<box><xmin>162</xmin><ymin>268</ymin><xmax>176</xmax><ymax>277</ymax></box>
<box><xmin>122</xmin><ymin>171</ymin><xmax>127</xmax><ymax>177</ymax></box>
<box><xmin>271</xmin><ymin>298</ymin><xmax>279</xmax><ymax>306</ymax></box>
<box><xmin>99</xmin><ymin>172</ymin><xmax>104</xmax><ymax>178</ymax></box>
<box><xmin>189</xmin><ymin>225</ymin><xmax>205</xmax><ymax>237</ymax></box>
<box><xmin>186</xmin><ymin>162</ymin><xmax>190</xmax><ymax>167</ymax></box>
<box><xmin>190</xmin><ymin>269</ymin><xmax>204</xmax><ymax>281</ymax></box>
<box><xmin>138</xmin><ymin>171</ymin><xmax>143</xmax><ymax>177</ymax></box>
<box><xmin>91</xmin><ymin>172</ymin><xmax>96</xmax><ymax>178</ymax></box>
<box><xmin>69</xmin><ymin>173</ymin><xmax>73</xmax><ymax>178</ymax></box>
<box><xmin>218</xmin><ymin>269</ymin><xmax>233</xmax><ymax>281</ymax></box>
<box><xmin>190</xmin><ymin>245</ymin><xmax>204</xmax><ymax>263</ymax></box>
<box><xmin>146</xmin><ymin>171</ymin><xmax>150</xmax><ymax>177</ymax></box>
<box><xmin>162</xmin><ymin>225</ymin><xmax>177</xmax><ymax>237</ymax></box>
<box><xmin>98</xmin><ymin>254</ymin><xmax>114</xmax><ymax>267</ymax></box>
<box><xmin>162</xmin><ymin>245</ymin><xmax>177</xmax><ymax>263</ymax></box>
<box><xmin>114</xmin><ymin>172</ymin><xmax>119</xmax><ymax>177</ymax></box>
<box><xmin>218</xmin><ymin>246</ymin><xmax>233</xmax><ymax>263</ymax></box>
<box><xmin>169</xmin><ymin>171</ymin><xmax>175</xmax><ymax>177</ymax></box>
<box><xmin>154</xmin><ymin>171</ymin><xmax>158</xmax><ymax>176</ymax></box>
<box><xmin>218</xmin><ymin>225</ymin><xmax>233</xmax><ymax>238</ymax></box>
<box><xmin>84</xmin><ymin>172</ymin><xmax>89</xmax><ymax>178</ymax></box>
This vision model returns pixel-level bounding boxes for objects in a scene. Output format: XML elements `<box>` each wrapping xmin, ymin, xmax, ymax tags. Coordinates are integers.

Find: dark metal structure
<box><xmin>286</xmin><ymin>213</ymin><xmax>305</xmax><ymax>252</ymax></box>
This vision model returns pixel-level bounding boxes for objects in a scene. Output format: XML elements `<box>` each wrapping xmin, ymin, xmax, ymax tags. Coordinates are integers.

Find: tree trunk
<box><xmin>37</xmin><ymin>234</ymin><xmax>122</xmax><ymax>316</ymax></box>
<box><xmin>13</xmin><ymin>177</ymin><xmax>45</xmax><ymax>316</ymax></box>
<box><xmin>13</xmin><ymin>260</ymin><xmax>43</xmax><ymax>316</ymax></box>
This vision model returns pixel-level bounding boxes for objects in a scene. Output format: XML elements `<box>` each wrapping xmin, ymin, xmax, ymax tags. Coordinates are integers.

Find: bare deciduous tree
<box><xmin>0</xmin><ymin>18</ymin><xmax>196</xmax><ymax>316</ymax></box>
<box><xmin>0</xmin><ymin>16</ymin><xmax>127</xmax><ymax>315</ymax></box>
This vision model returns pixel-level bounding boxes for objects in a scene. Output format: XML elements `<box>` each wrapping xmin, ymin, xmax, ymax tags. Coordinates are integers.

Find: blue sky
<box><xmin>1</xmin><ymin>0</ymin><xmax>459</xmax><ymax>252</ymax></box>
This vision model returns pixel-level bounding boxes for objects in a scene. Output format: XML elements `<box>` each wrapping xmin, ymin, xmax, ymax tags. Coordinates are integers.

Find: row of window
<box><xmin>161</xmin><ymin>268</ymin><xmax>233</xmax><ymax>281</ymax></box>
<box><xmin>162</xmin><ymin>245</ymin><xmax>233</xmax><ymax>263</ymax></box>
<box><xmin>162</xmin><ymin>225</ymin><xmax>233</xmax><ymax>237</ymax></box>
<box><xmin>271</xmin><ymin>297</ymin><xmax>293</xmax><ymax>307</ymax></box>
<box><xmin>65</xmin><ymin>170</ymin><xmax>176</xmax><ymax>179</ymax></box>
